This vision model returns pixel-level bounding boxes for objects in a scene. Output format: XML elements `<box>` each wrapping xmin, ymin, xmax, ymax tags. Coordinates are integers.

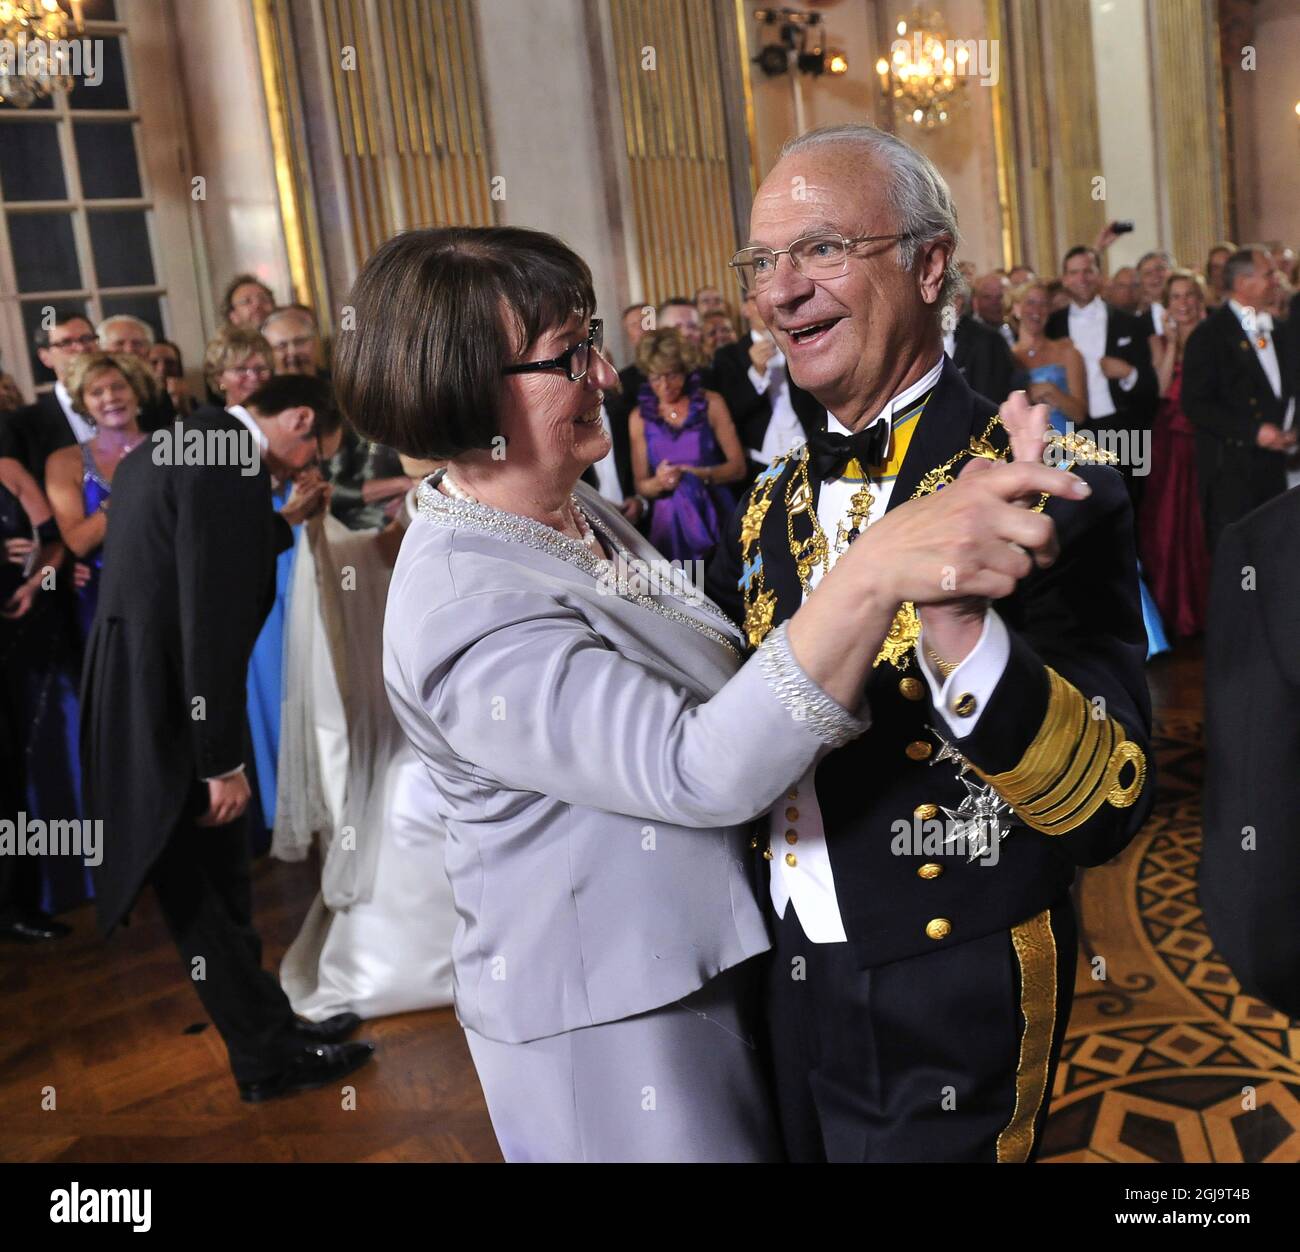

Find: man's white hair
<box><xmin>96</xmin><ymin>313</ymin><xmax>154</xmax><ymax>346</ymax></box>
<box><xmin>779</xmin><ymin>123</ymin><xmax>962</xmax><ymax>312</ymax></box>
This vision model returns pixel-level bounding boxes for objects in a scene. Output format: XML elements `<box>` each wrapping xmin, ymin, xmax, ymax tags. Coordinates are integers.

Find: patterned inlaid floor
<box><xmin>1041</xmin><ymin>691</ymin><xmax>1300</xmax><ymax>1163</ymax></box>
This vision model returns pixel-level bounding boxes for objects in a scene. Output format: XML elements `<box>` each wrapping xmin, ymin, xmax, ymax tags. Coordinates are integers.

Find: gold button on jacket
<box><xmin>952</xmin><ymin>692</ymin><xmax>977</xmax><ymax>717</ymax></box>
<box><xmin>785</xmin><ymin>852</ymin><xmax>797</xmax><ymax>867</ymax></box>
<box><xmin>784</xmin><ymin>829</ymin><xmax>798</xmax><ymax>845</ymax></box>
<box><xmin>785</xmin><ymin>806</ymin><xmax>799</xmax><ymax>821</ymax></box>
<box><xmin>898</xmin><ymin>676</ymin><xmax>925</xmax><ymax>701</ymax></box>
<box><xmin>917</xmin><ymin>862</ymin><xmax>943</xmax><ymax>880</ymax></box>
<box><xmin>925</xmin><ymin>917</ymin><xmax>952</xmax><ymax>940</ymax></box>
<box><xmin>905</xmin><ymin>740</ymin><xmax>932</xmax><ymax>761</ymax></box>
<box><xmin>914</xmin><ymin>802</ymin><xmax>938</xmax><ymax>821</ymax></box>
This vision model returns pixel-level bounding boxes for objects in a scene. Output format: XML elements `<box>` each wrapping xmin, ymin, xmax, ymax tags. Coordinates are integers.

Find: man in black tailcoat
<box><xmin>1181</xmin><ymin>246</ymin><xmax>1297</xmax><ymax>552</ymax></box>
<box><xmin>1199</xmin><ymin>486</ymin><xmax>1300</xmax><ymax>1019</ymax></box>
<box><xmin>707</xmin><ymin>124</ymin><xmax>1154</xmax><ymax>1163</ymax></box>
<box><xmin>81</xmin><ymin>374</ymin><xmax>373</xmax><ymax>1101</ymax></box>
<box><xmin>1046</xmin><ymin>246</ymin><xmax>1157</xmax><ymax>503</ymax></box>
<box><xmin>710</xmin><ymin>293</ymin><xmax>824</xmax><ymax>484</ymax></box>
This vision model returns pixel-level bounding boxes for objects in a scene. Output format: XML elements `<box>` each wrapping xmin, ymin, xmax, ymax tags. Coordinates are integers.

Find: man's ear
<box><xmin>286</xmin><ymin>404</ymin><xmax>314</xmax><ymax>434</ymax></box>
<box><xmin>36</xmin><ymin>346</ymin><xmax>55</xmax><ymax>372</ymax></box>
<box><xmin>918</xmin><ymin>237</ymin><xmax>953</xmax><ymax>306</ymax></box>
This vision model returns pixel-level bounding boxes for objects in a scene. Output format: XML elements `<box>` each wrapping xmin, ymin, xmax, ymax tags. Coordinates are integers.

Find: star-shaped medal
<box><xmin>939</xmin><ymin>774</ymin><xmax>1014</xmax><ymax>862</ymax></box>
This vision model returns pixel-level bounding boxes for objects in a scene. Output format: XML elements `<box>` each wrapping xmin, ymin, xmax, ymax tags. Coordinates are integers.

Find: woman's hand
<box><xmin>915</xmin><ymin>390</ymin><xmax>1055</xmax><ymax>665</ymax></box>
<box><xmin>280</xmin><ymin>477</ymin><xmax>331</xmax><ymax>525</ymax></box>
<box><xmin>1</xmin><ymin>579</ymin><xmax>38</xmax><ymax>619</ymax></box>
<box><xmin>653</xmin><ymin>462</ymin><xmax>682</xmax><ymax>494</ymax></box>
<box><xmin>850</xmin><ymin>457</ymin><xmax>1084</xmax><ymax>610</ymax></box>
<box><xmin>4</xmin><ymin>536</ymin><xmax>34</xmax><ymax>567</ymax></box>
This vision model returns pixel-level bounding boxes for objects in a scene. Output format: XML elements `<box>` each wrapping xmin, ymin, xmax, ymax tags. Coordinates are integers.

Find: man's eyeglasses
<box><xmin>49</xmin><ymin>332</ymin><xmax>98</xmax><ymax>351</ymax></box>
<box><xmin>503</xmin><ymin>318</ymin><xmax>604</xmax><ymax>383</ymax></box>
<box><xmin>729</xmin><ymin>232</ymin><xmax>910</xmax><ymax>293</ymax></box>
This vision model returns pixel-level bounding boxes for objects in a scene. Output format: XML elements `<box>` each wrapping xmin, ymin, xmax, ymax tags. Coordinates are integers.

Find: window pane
<box><xmin>0</xmin><ymin>122</ymin><xmax>67</xmax><ymax>201</ymax></box>
<box><xmin>100</xmin><ymin>293</ymin><xmax>163</xmax><ymax>342</ymax></box>
<box><xmin>22</xmin><ymin>299</ymin><xmax>91</xmax><ymax>385</ymax></box>
<box><xmin>74</xmin><ymin>121</ymin><xmax>141</xmax><ymax>199</ymax></box>
<box><xmin>88</xmin><ymin>209</ymin><xmax>154</xmax><ymax>287</ymax></box>
<box><xmin>68</xmin><ymin>36</ymin><xmax>129</xmax><ymax>110</ymax></box>
<box><xmin>8</xmin><ymin>211</ymin><xmax>81</xmax><ymax>292</ymax></box>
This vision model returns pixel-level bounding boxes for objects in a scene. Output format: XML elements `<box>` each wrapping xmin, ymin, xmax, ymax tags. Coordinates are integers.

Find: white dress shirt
<box><xmin>54</xmin><ymin>380</ymin><xmax>96</xmax><ymax>444</ymax></box>
<box><xmin>768</xmin><ymin>356</ymin><xmax>1011</xmax><ymax>943</ymax></box>
<box><xmin>1068</xmin><ymin>297</ymin><xmax>1136</xmax><ymax>418</ymax></box>
<box><xmin>227</xmin><ymin>403</ymin><xmax>270</xmax><ymax>451</ymax></box>
<box><xmin>1228</xmin><ymin>300</ymin><xmax>1290</xmax><ymax>403</ymax></box>
<box><xmin>589</xmin><ymin>403</ymin><xmax>625</xmax><ymax>504</ymax></box>
<box><xmin>1147</xmin><ymin>302</ymin><xmax>1165</xmax><ymax>336</ymax></box>
<box><xmin>747</xmin><ymin>338</ymin><xmax>808</xmax><ymax>465</ymax></box>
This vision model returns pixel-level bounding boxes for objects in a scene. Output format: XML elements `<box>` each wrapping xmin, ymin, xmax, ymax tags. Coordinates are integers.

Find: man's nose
<box><xmin>765</xmin><ymin>253</ymin><xmax>816</xmax><ymax>307</ymax></box>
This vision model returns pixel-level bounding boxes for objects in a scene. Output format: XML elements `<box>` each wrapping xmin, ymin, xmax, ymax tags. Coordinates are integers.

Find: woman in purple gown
<box><xmin>629</xmin><ymin>328</ymin><xmax>746</xmax><ymax>568</ymax></box>
<box><xmin>45</xmin><ymin>354</ymin><xmax>150</xmax><ymax>641</ymax></box>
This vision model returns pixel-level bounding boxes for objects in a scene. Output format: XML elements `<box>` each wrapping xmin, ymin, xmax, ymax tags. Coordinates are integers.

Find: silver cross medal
<box><xmin>929</xmin><ymin>731</ymin><xmax>1015</xmax><ymax>863</ymax></box>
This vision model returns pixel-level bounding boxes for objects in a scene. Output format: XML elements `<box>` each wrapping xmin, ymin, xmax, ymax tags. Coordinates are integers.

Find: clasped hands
<box><xmin>851</xmin><ymin>391</ymin><xmax>1089</xmax><ymax>667</ymax></box>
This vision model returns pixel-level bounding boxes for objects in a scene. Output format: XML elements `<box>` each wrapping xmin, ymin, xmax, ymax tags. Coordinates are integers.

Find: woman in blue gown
<box><xmin>44</xmin><ymin>352</ymin><xmax>151</xmax><ymax>911</ymax></box>
<box><xmin>1009</xmin><ymin>280</ymin><xmax>1170</xmax><ymax>659</ymax></box>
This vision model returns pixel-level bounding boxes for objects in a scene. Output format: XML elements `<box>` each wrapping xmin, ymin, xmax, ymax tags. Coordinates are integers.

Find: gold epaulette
<box><xmin>971</xmin><ymin>668</ymin><xmax>1145</xmax><ymax>835</ymax></box>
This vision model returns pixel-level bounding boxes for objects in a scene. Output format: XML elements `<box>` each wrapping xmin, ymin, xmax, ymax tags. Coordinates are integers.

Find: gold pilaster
<box><xmin>1148</xmin><ymin>0</ymin><xmax>1227</xmax><ymax>268</ymax></box>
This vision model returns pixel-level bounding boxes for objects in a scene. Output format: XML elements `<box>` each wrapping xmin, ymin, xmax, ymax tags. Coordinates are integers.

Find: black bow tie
<box><xmin>807</xmin><ymin>418</ymin><xmax>890</xmax><ymax>480</ymax></box>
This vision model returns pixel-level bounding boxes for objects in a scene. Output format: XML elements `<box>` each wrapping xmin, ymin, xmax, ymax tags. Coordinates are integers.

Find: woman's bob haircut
<box><xmin>335</xmin><ymin>226</ymin><xmax>597</xmax><ymax>460</ymax></box>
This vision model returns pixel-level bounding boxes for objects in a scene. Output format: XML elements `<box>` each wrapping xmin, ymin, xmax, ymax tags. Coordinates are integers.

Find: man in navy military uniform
<box><xmin>707</xmin><ymin>123</ymin><xmax>1155</xmax><ymax>1163</ymax></box>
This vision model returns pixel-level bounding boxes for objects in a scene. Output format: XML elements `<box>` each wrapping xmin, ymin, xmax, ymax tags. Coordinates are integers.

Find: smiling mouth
<box><xmin>785</xmin><ymin>318</ymin><xmax>841</xmax><ymax>345</ymax></box>
<box><xmin>575</xmin><ymin>406</ymin><xmax>603</xmax><ymax>426</ymax></box>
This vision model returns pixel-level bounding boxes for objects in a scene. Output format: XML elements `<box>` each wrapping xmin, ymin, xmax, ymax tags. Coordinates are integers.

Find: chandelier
<box><xmin>875</xmin><ymin>9</ymin><xmax>967</xmax><ymax>130</ymax></box>
<box><xmin>0</xmin><ymin>0</ymin><xmax>86</xmax><ymax>109</ymax></box>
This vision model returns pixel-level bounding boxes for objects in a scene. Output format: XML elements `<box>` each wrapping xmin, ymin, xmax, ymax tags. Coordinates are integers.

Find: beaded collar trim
<box><xmin>415</xmin><ymin>470</ymin><xmax>741</xmax><ymax>658</ymax></box>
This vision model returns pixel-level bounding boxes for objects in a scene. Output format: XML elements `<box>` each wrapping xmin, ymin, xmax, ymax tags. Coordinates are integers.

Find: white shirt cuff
<box><xmin>1118</xmin><ymin>366</ymin><xmax>1138</xmax><ymax>392</ymax></box>
<box><xmin>201</xmin><ymin>763</ymin><xmax>246</xmax><ymax>782</ymax></box>
<box><xmin>916</xmin><ymin>609</ymin><xmax>1011</xmax><ymax>736</ymax></box>
<box><xmin>747</xmin><ymin>364</ymin><xmax>772</xmax><ymax>395</ymax></box>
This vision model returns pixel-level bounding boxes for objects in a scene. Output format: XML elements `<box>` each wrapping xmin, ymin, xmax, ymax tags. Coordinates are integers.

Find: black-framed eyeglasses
<box><xmin>729</xmin><ymin>232</ymin><xmax>910</xmax><ymax>292</ymax></box>
<box><xmin>502</xmin><ymin>318</ymin><xmax>604</xmax><ymax>383</ymax></box>
<box><xmin>49</xmin><ymin>332</ymin><xmax>98</xmax><ymax>350</ymax></box>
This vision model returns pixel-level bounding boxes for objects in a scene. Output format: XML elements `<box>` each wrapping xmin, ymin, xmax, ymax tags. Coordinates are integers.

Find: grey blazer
<box><xmin>383</xmin><ymin>472</ymin><xmax>867</xmax><ymax>1044</ymax></box>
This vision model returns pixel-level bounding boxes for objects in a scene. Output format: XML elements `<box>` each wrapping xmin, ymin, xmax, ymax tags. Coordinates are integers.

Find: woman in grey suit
<box><xmin>334</xmin><ymin>226</ymin><xmax>1070</xmax><ymax>1162</ymax></box>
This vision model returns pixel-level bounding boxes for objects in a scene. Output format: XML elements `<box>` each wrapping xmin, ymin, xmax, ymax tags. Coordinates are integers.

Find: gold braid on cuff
<box><xmin>970</xmin><ymin>668</ymin><xmax>1146</xmax><ymax>835</ymax></box>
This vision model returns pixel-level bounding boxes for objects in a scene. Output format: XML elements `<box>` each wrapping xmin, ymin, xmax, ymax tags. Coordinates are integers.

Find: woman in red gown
<box><xmin>1139</xmin><ymin>269</ymin><xmax>1211</xmax><ymax>637</ymax></box>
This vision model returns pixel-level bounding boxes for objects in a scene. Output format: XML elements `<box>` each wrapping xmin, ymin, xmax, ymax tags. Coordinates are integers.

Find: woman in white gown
<box><xmin>275</xmin><ymin>479</ymin><xmax>457</xmax><ymax>1020</ymax></box>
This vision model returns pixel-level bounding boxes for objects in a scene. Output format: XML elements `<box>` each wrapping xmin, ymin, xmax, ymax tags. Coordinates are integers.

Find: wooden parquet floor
<box><xmin>4</xmin><ymin>638</ymin><xmax>1281</xmax><ymax>1164</ymax></box>
<box><xmin>0</xmin><ymin>849</ymin><xmax>501</xmax><ymax>1163</ymax></box>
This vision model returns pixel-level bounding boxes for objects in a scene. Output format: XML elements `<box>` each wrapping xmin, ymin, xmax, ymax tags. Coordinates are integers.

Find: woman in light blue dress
<box><xmin>1010</xmin><ymin>281</ymin><xmax>1170</xmax><ymax>659</ymax></box>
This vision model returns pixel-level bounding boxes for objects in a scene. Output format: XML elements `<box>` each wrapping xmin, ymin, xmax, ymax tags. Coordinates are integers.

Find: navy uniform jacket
<box><xmin>705</xmin><ymin>356</ymin><xmax>1156</xmax><ymax>969</ymax></box>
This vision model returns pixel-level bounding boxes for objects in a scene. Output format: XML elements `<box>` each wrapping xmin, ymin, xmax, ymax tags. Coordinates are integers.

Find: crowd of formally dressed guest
<box><xmin>0</xmin><ymin>195</ymin><xmax>1297</xmax><ymax>1125</ymax></box>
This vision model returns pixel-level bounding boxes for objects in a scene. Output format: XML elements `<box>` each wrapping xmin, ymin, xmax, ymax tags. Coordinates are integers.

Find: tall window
<box><xmin>0</xmin><ymin>0</ymin><xmax>166</xmax><ymax>389</ymax></box>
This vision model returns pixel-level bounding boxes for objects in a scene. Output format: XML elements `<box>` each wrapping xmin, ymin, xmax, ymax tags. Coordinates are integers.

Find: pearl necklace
<box><xmin>440</xmin><ymin>470</ymin><xmax>606</xmax><ymax>560</ymax></box>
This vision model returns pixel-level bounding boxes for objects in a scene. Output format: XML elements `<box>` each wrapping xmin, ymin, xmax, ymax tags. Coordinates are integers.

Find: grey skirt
<box><xmin>463</xmin><ymin>956</ymin><xmax>782</xmax><ymax>1162</ymax></box>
